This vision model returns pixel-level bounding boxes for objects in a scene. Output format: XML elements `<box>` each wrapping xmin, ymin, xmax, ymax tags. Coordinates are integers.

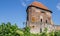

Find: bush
<box><xmin>0</xmin><ymin>22</ymin><xmax>60</xmax><ymax>36</ymax></box>
<box><xmin>0</xmin><ymin>22</ymin><xmax>20</xmax><ymax>36</ymax></box>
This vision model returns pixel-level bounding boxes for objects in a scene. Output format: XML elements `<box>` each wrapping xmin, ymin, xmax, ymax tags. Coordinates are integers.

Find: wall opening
<box><xmin>41</xmin><ymin>19</ymin><xmax>42</xmax><ymax>23</ymax></box>
<box><xmin>46</xmin><ymin>20</ymin><xmax>47</xmax><ymax>23</ymax></box>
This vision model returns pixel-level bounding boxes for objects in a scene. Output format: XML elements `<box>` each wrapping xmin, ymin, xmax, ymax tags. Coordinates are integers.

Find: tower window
<box><xmin>46</xmin><ymin>20</ymin><xmax>47</xmax><ymax>23</ymax></box>
<box><xmin>41</xmin><ymin>19</ymin><xmax>42</xmax><ymax>22</ymax></box>
<box><xmin>32</xmin><ymin>26</ymin><xmax>35</xmax><ymax>28</ymax></box>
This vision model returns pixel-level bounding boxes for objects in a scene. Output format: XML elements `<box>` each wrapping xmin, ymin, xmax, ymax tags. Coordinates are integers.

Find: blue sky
<box><xmin>0</xmin><ymin>0</ymin><xmax>60</xmax><ymax>28</ymax></box>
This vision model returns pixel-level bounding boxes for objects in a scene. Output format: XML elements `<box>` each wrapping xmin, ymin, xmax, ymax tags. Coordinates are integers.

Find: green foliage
<box><xmin>0</xmin><ymin>22</ymin><xmax>60</xmax><ymax>36</ymax></box>
<box><xmin>54</xmin><ymin>31</ymin><xmax>60</xmax><ymax>36</ymax></box>
<box><xmin>23</xmin><ymin>27</ymin><xmax>30</xmax><ymax>36</ymax></box>
<box><xmin>0</xmin><ymin>22</ymin><xmax>20</xmax><ymax>36</ymax></box>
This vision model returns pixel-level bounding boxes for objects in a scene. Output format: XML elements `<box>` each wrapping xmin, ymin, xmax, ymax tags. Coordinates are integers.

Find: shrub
<box><xmin>0</xmin><ymin>22</ymin><xmax>60</xmax><ymax>36</ymax></box>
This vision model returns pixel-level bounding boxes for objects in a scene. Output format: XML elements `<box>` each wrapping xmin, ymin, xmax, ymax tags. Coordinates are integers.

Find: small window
<box><xmin>32</xmin><ymin>26</ymin><xmax>35</xmax><ymax>28</ymax></box>
<box><xmin>41</xmin><ymin>19</ymin><xmax>42</xmax><ymax>22</ymax></box>
<box><xmin>46</xmin><ymin>20</ymin><xmax>47</xmax><ymax>23</ymax></box>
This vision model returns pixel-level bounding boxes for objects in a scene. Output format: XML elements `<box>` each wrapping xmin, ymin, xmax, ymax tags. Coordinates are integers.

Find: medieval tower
<box><xmin>26</xmin><ymin>1</ymin><xmax>55</xmax><ymax>34</ymax></box>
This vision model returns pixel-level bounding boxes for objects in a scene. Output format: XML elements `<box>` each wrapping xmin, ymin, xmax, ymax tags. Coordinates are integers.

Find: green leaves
<box><xmin>24</xmin><ymin>27</ymin><xmax>30</xmax><ymax>36</ymax></box>
<box><xmin>0</xmin><ymin>22</ymin><xmax>60</xmax><ymax>36</ymax></box>
<box><xmin>16</xmin><ymin>30</ymin><xmax>24</xmax><ymax>35</ymax></box>
<box><xmin>0</xmin><ymin>22</ymin><xmax>20</xmax><ymax>36</ymax></box>
<box><xmin>54</xmin><ymin>31</ymin><xmax>60</xmax><ymax>36</ymax></box>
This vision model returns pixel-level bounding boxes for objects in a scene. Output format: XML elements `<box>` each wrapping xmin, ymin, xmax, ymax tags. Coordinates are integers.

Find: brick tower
<box><xmin>26</xmin><ymin>1</ymin><xmax>54</xmax><ymax>34</ymax></box>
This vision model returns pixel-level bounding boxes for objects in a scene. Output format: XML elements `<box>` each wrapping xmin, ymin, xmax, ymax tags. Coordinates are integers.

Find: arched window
<box><xmin>40</xmin><ymin>15</ymin><xmax>43</xmax><ymax>23</ymax></box>
<box><xmin>41</xmin><ymin>19</ymin><xmax>42</xmax><ymax>22</ymax></box>
<box><xmin>46</xmin><ymin>20</ymin><xmax>47</xmax><ymax>23</ymax></box>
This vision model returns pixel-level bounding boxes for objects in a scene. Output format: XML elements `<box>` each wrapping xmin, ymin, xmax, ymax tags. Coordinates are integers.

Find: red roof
<box><xmin>30</xmin><ymin>1</ymin><xmax>48</xmax><ymax>10</ymax></box>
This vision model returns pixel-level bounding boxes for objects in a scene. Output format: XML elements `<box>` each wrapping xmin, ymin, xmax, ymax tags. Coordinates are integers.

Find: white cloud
<box><xmin>21</xmin><ymin>0</ymin><xmax>30</xmax><ymax>7</ymax></box>
<box><xmin>56</xmin><ymin>3</ymin><xmax>60</xmax><ymax>10</ymax></box>
<box><xmin>22</xmin><ymin>2</ymin><xmax>26</xmax><ymax>7</ymax></box>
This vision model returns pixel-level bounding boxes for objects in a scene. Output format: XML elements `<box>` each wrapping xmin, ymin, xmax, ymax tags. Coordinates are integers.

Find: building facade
<box><xmin>26</xmin><ymin>1</ymin><xmax>59</xmax><ymax>34</ymax></box>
